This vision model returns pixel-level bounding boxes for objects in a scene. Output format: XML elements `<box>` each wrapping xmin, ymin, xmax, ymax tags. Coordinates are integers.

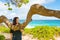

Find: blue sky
<box><xmin>0</xmin><ymin>0</ymin><xmax>60</xmax><ymax>20</ymax></box>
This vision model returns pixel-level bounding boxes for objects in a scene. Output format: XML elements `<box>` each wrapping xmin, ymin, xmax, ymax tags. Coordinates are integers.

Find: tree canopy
<box><xmin>4</xmin><ymin>0</ymin><xmax>29</xmax><ymax>10</ymax></box>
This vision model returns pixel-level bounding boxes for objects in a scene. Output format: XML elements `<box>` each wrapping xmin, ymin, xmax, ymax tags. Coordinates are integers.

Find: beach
<box><xmin>0</xmin><ymin>24</ymin><xmax>60</xmax><ymax>40</ymax></box>
<box><xmin>0</xmin><ymin>33</ymin><xmax>60</xmax><ymax>40</ymax></box>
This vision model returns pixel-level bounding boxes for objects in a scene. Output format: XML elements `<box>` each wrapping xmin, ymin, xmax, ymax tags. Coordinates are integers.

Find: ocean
<box><xmin>10</xmin><ymin>20</ymin><xmax>60</xmax><ymax>28</ymax></box>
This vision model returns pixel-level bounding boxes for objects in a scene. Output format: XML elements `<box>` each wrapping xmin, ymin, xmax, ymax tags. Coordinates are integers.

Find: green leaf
<box><xmin>8</xmin><ymin>8</ymin><xmax>12</xmax><ymax>10</ymax></box>
<box><xmin>3</xmin><ymin>0</ymin><xmax>29</xmax><ymax>10</ymax></box>
<box><xmin>4</xmin><ymin>4</ymin><xmax>7</xmax><ymax>6</ymax></box>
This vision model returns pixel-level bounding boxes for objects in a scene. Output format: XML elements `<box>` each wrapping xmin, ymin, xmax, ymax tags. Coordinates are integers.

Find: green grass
<box><xmin>0</xmin><ymin>26</ymin><xmax>10</xmax><ymax>33</ymax></box>
<box><xmin>0</xmin><ymin>25</ymin><xmax>60</xmax><ymax>40</ymax></box>
<box><xmin>0</xmin><ymin>35</ymin><xmax>5</xmax><ymax>40</ymax></box>
<box><xmin>24</xmin><ymin>26</ymin><xmax>60</xmax><ymax>40</ymax></box>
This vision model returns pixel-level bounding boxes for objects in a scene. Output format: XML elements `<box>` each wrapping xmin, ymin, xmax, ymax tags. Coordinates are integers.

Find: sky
<box><xmin>0</xmin><ymin>0</ymin><xmax>60</xmax><ymax>20</ymax></box>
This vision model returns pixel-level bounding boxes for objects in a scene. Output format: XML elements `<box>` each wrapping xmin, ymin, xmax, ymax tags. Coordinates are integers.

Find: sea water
<box><xmin>28</xmin><ymin>20</ymin><xmax>60</xmax><ymax>26</ymax></box>
<box><xmin>10</xmin><ymin>20</ymin><xmax>60</xmax><ymax>28</ymax></box>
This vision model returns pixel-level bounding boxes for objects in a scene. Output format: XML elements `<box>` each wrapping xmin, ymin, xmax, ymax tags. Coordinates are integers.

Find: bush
<box><xmin>24</xmin><ymin>26</ymin><xmax>60</xmax><ymax>40</ymax></box>
<box><xmin>0</xmin><ymin>26</ymin><xmax>10</xmax><ymax>33</ymax></box>
<box><xmin>0</xmin><ymin>35</ymin><xmax>5</xmax><ymax>40</ymax></box>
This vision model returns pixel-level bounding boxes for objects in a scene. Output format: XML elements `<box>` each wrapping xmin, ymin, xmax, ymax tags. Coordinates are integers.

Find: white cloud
<box><xmin>0</xmin><ymin>1</ymin><xmax>8</xmax><ymax>16</ymax></box>
<box><xmin>0</xmin><ymin>1</ymin><xmax>8</xmax><ymax>10</ymax></box>
<box><xmin>16</xmin><ymin>0</ymin><xmax>59</xmax><ymax>20</ymax></box>
<box><xmin>0</xmin><ymin>0</ymin><xmax>59</xmax><ymax>20</ymax></box>
<box><xmin>0</xmin><ymin>11</ymin><xmax>8</xmax><ymax>16</ymax></box>
<box><xmin>32</xmin><ymin>14</ymin><xmax>60</xmax><ymax>20</ymax></box>
<box><xmin>22</xmin><ymin>0</ymin><xmax>55</xmax><ymax>8</ymax></box>
<box><xmin>6</xmin><ymin>12</ymin><xmax>19</xmax><ymax>19</ymax></box>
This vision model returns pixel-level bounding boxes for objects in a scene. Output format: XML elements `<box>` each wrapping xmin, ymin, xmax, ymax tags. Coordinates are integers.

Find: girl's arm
<box><xmin>0</xmin><ymin>15</ymin><xmax>11</xmax><ymax>28</ymax></box>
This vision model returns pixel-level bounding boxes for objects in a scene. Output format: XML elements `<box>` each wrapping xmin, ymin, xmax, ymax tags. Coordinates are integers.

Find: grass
<box><xmin>0</xmin><ymin>26</ymin><xmax>10</xmax><ymax>33</ymax></box>
<box><xmin>0</xmin><ymin>35</ymin><xmax>5</xmax><ymax>40</ymax></box>
<box><xmin>24</xmin><ymin>26</ymin><xmax>60</xmax><ymax>40</ymax></box>
<box><xmin>0</xmin><ymin>25</ymin><xmax>60</xmax><ymax>40</ymax></box>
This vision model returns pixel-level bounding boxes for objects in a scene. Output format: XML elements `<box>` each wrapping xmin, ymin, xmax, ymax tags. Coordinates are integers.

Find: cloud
<box><xmin>29</xmin><ymin>0</ymin><xmax>55</xmax><ymax>4</ymax></box>
<box><xmin>32</xmin><ymin>14</ymin><xmax>60</xmax><ymax>20</ymax></box>
<box><xmin>0</xmin><ymin>1</ymin><xmax>8</xmax><ymax>10</ymax></box>
<box><xmin>0</xmin><ymin>11</ymin><xmax>8</xmax><ymax>16</ymax></box>
<box><xmin>0</xmin><ymin>0</ymin><xmax>59</xmax><ymax>20</ymax></box>
<box><xmin>22</xmin><ymin>0</ymin><xmax>55</xmax><ymax>8</ymax></box>
<box><xmin>6</xmin><ymin>12</ymin><xmax>19</xmax><ymax>19</ymax></box>
<box><xmin>15</xmin><ymin>0</ymin><xmax>58</xmax><ymax>20</ymax></box>
<box><xmin>0</xmin><ymin>1</ymin><xmax>8</xmax><ymax>16</ymax></box>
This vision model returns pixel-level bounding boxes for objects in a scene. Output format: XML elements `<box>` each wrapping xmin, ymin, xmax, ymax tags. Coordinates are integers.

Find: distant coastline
<box><xmin>9</xmin><ymin>19</ymin><xmax>60</xmax><ymax>28</ymax></box>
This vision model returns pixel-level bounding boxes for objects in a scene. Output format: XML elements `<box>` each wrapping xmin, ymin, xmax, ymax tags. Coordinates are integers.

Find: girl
<box><xmin>0</xmin><ymin>15</ymin><xmax>32</xmax><ymax>40</ymax></box>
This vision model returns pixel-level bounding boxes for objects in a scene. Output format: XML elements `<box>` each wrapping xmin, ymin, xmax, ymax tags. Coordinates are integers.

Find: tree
<box><xmin>4</xmin><ymin>0</ymin><xmax>29</xmax><ymax>10</ymax></box>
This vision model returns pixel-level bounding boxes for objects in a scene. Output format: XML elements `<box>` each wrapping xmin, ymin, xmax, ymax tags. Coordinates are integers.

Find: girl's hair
<box><xmin>13</xmin><ymin>17</ymin><xmax>19</xmax><ymax>25</ymax></box>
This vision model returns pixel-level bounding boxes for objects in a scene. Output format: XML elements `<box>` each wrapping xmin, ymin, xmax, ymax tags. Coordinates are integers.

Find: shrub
<box><xmin>24</xmin><ymin>26</ymin><xmax>60</xmax><ymax>40</ymax></box>
<box><xmin>0</xmin><ymin>26</ymin><xmax>10</xmax><ymax>33</ymax></box>
<box><xmin>0</xmin><ymin>35</ymin><xmax>5</xmax><ymax>40</ymax></box>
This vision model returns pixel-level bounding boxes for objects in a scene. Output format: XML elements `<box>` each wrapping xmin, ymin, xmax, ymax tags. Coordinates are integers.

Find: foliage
<box><xmin>24</xmin><ymin>26</ymin><xmax>60</xmax><ymax>40</ymax></box>
<box><xmin>0</xmin><ymin>35</ymin><xmax>5</xmax><ymax>40</ymax></box>
<box><xmin>8</xmin><ymin>7</ymin><xmax>12</xmax><ymax>10</ymax></box>
<box><xmin>0</xmin><ymin>25</ymin><xmax>60</xmax><ymax>40</ymax></box>
<box><xmin>4</xmin><ymin>0</ymin><xmax>29</xmax><ymax>10</ymax></box>
<box><xmin>0</xmin><ymin>26</ymin><xmax>10</xmax><ymax>33</ymax></box>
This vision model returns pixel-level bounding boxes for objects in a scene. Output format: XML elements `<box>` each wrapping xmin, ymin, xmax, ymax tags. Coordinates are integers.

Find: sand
<box><xmin>0</xmin><ymin>33</ymin><xmax>60</xmax><ymax>40</ymax></box>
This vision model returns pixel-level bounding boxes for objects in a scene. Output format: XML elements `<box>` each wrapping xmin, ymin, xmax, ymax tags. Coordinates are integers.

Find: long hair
<box><xmin>13</xmin><ymin>17</ymin><xmax>19</xmax><ymax>25</ymax></box>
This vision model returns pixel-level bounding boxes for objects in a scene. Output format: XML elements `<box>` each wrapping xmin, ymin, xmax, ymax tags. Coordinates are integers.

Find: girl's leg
<box><xmin>12</xmin><ymin>35</ymin><xmax>21</xmax><ymax>40</ymax></box>
<box><xmin>12</xmin><ymin>35</ymin><xmax>17</xmax><ymax>40</ymax></box>
<box><xmin>10</xmin><ymin>33</ymin><xmax>13</xmax><ymax>40</ymax></box>
<box><xmin>16</xmin><ymin>35</ymin><xmax>22</xmax><ymax>40</ymax></box>
<box><xmin>12</xmin><ymin>33</ymin><xmax>17</xmax><ymax>40</ymax></box>
<box><xmin>17</xmin><ymin>33</ymin><xmax>22</xmax><ymax>40</ymax></box>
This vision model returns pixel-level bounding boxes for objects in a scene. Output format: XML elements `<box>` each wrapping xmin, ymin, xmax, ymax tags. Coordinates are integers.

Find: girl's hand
<box><xmin>29</xmin><ymin>19</ymin><xmax>32</xmax><ymax>22</ymax></box>
<box><xmin>20</xmin><ymin>29</ymin><xmax>25</xmax><ymax>34</ymax></box>
<box><xmin>20</xmin><ymin>29</ymin><xmax>24</xmax><ymax>32</ymax></box>
<box><xmin>31</xmin><ymin>19</ymin><xmax>32</xmax><ymax>21</ymax></box>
